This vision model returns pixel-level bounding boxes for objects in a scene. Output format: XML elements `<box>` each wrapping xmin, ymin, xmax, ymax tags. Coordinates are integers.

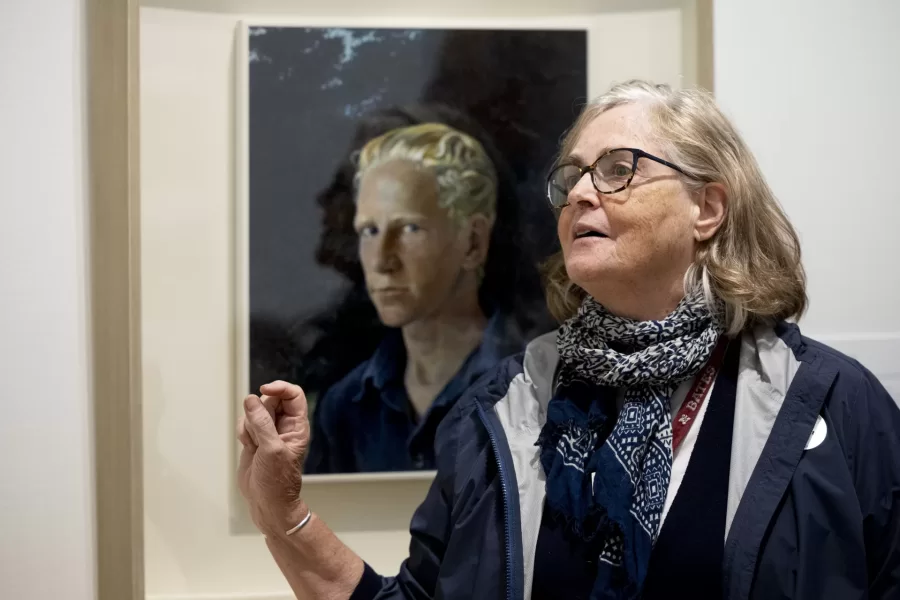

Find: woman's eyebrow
<box><xmin>567</xmin><ymin>147</ymin><xmax>611</xmax><ymax>166</ymax></box>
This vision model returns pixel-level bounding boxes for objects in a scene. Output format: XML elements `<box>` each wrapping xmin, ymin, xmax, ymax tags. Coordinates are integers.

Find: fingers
<box><xmin>241</xmin><ymin>394</ymin><xmax>282</xmax><ymax>442</ymax></box>
<box><xmin>238</xmin><ymin>419</ymin><xmax>256</xmax><ymax>448</ymax></box>
<box><xmin>236</xmin><ymin>414</ymin><xmax>254</xmax><ymax>448</ymax></box>
<box><xmin>238</xmin><ymin>443</ymin><xmax>255</xmax><ymax>473</ymax></box>
<box><xmin>277</xmin><ymin>415</ymin><xmax>309</xmax><ymax>458</ymax></box>
<box><xmin>259</xmin><ymin>380</ymin><xmax>296</xmax><ymax>396</ymax></box>
<box><xmin>254</xmin><ymin>382</ymin><xmax>310</xmax><ymax>461</ymax></box>
<box><xmin>275</xmin><ymin>414</ymin><xmax>304</xmax><ymax>436</ymax></box>
<box><xmin>260</xmin><ymin>380</ymin><xmax>308</xmax><ymax>418</ymax></box>
<box><xmin>243</xmin><ymin>394</ymin><xmax>281</xmax><ymax>450</ymax></box>
<box><xmin>260</xmin><ymin>394</ymin><xmax>282</xmax><ymax>424</ymax></box>
<box><xmin>237</xmin><ymin>443</ymin><xmax>255</xmax><ymax>498</ymax></box>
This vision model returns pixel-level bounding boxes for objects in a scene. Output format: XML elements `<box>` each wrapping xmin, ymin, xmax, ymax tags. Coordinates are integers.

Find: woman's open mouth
<box><xmin>574</xmin><ymin>231</ymin><xmax>608</xmax><ymax>239</ymax></box>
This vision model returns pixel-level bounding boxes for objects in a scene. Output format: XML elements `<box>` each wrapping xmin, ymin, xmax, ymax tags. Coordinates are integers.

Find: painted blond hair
<box><xmin>355</xmin><ymin>123</ymin><xmax>498</xmax><ymax>225</ymax></box>
<box><xmin>544</xmin><ymin>80</ymin><xmax>807</xmax><ymax>334</ymax></box>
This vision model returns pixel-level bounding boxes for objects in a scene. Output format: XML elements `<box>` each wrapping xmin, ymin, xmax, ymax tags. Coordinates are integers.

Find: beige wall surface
<box><xmin>139</xmin><ymin>3</ymin><xmax>696</xmax><ymax>598</ymax></box>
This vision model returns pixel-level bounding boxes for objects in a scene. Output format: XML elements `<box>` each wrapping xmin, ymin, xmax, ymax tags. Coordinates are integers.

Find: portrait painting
<box><xmin>237</xmin><ymin>23</ymin><xmax>588</xmax><ymax>476</ymax></box>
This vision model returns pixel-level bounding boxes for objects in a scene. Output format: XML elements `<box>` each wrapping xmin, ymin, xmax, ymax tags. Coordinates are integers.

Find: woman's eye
<box><xmin>612</xmin><ymin>164</ymin><xmax>633</xmax><ymax>178</ymax></box>
<box><xmin>358</xmin><ymin>225</ymin><xmax>377</xmax><ymax>238</ymax></box>
<box><xmin>402</xmin><ymin>223</ymin><xmax>421</xmax><ymax>234</ymax></box>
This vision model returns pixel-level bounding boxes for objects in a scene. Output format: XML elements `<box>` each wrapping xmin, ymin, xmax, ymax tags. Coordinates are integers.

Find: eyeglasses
<box><xmin>546</xmin><ymin>147</ymin><xmax>688</xmax><ymax>208</ymax></box>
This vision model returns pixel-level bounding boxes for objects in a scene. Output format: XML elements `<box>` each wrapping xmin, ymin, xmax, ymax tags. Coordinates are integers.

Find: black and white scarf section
<box><xmin>537</xmin><ymin>289</ymin><xmax>724</xmax><ymax>599</ymax></box>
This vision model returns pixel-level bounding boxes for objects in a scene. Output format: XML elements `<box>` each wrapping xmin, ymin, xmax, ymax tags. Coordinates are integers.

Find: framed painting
<box><xmin>235</xmin><ymin>22</ymin><xmax>588</xmax><ymax>479</ymax></box>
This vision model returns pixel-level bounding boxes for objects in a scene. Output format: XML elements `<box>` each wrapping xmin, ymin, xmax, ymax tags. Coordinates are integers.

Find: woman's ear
<box><xmin>694</xmin><ymin>183</ymin><xmax>728</xmax><ymax>242</ymax></box>
<box><xmin>461</xmin><ymin>214</ymin><xmax>493</xmax><ymax>271</ymax></box>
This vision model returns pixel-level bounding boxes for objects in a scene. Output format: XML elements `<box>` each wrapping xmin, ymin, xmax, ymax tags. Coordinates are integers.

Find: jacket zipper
<box><xmin>474</xmin><ymin>401</ymin><xmax>516</xmax><ymax>600</ymax></box>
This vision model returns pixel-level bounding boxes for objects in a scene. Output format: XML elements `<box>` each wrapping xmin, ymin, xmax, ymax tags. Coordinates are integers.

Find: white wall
<box><xmin>139</xmin><ymin>4</ymin><xmax>694</xmax><ymax>599</ymax></box>
<box><xmin>0</xmin><ymin>2</ymin><xmax>96</xmax><ymax>600</ymax></box>
<box><xmin>714</xmin><ymin>0</ymin><xmax>900</xmax><ymax>399</ymax></box>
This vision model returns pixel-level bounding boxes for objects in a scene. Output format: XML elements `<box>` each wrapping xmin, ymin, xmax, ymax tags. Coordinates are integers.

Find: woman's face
<box><xmin>557</xmin><ymin>104</ymin><xmax>700</xmax><ymax>308</ymax></box>
<box><xmin>354</xmin><ymin>160</ymin><xmax>476</xmax><ymax>327</ymax></box>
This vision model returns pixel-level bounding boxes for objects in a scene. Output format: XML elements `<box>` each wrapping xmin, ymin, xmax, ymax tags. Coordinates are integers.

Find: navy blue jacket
<box><xmin>353</xmin><ymin>323</ymin><xmax>900</xmax><ymax>599</ymax></box>
<box><xmin>307</xmin><ymin>313</ymin><xmax>526</xmax><ymax>473</ymax></box>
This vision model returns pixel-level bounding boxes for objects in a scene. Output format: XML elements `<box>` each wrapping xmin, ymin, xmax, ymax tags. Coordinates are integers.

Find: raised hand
<box><xmin>237</xmin><ymin>380</ymin><xmax>311</xmax><ymax>537</ymax></box>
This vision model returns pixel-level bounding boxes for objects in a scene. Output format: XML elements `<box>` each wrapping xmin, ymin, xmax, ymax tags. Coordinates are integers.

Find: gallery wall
<box><xmin>0</xmin><ymin>1</ymin><xmax>96</xmax><ymax>600</ymax></box>
<box><xmin>139</xmin><ymin>4</ymin><xmax>694</xmax><ymax>599</ymax></box>
<box><xmin>714</xmin><ymin>0</ymin><xmax>900</xmax><ymax>400</ymax></box>
<box><xmin>1</xmin><ymin>2</ymin><xmax>895</xmax><ymax>600</ymax></box>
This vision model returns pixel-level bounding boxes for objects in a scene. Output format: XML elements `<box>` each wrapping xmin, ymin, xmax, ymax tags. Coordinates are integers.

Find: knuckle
<box><xmin>258</xmin><ymin>444</ymin><xmax>291</xmax><ymax>465</ymax></box>
<box><xmin>257</xmin><ymin>444</ymin><xmax>278</xmax><ymax>460</ymax></box>
<box><xmin>273</xmin><ymin>446</ymin><xmax>294</xmax><ymax>464</ymax></box>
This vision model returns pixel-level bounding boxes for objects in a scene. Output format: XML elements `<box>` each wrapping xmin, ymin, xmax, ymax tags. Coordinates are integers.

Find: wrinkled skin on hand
<box><xmin>237</xmin><ymin>380</ymin><xmax>311</xmax><ymax>536</ymax></box>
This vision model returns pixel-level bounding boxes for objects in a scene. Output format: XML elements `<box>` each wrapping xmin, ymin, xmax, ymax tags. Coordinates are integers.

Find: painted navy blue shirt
<box><xmin>306</xmin><ymin>313</ymin><xmax>525</xmax><ymax>473</ymax></box>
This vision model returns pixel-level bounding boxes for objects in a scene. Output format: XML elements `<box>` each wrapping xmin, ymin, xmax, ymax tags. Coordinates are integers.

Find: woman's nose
<box><xmin>568</xmin><ymin>172</ymin><xmax>601</xmax><ymax>208</ymax></box>
<box><xmin>373</xmin><ymin>234</ymin><xmax>400</xmax><ymax>273</ymax></box>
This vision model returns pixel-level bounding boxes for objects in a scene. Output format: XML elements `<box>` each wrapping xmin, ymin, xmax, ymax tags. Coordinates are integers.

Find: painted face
<box><xmin>557</xmin><ymin>103</ymin><xmax>699</xmax><ymax>301</ymax></box>
<box><xmin>354</xmin><ymin>160</ymin><xmax>470</xmax><ymax>327</ymax></box>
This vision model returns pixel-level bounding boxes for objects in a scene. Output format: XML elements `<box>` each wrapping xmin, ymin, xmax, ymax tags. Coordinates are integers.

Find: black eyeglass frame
<box><xmin>546</xmin><ymin>147</ymin><xmax>689</xmax><ymax>207</ymax></box>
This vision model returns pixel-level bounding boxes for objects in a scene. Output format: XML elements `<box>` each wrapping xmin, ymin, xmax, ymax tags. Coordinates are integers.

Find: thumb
<box><xmin>243</xmin><ymin>395</ymin><xmax>280</xmax><ymax>450</ymax></box>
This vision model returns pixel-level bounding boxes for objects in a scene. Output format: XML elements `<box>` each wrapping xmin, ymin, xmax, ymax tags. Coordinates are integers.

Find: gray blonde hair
<box><xmin>543</xmin><ymin>80</ymin><xmax>807</xmax><ymax>334</ymax></box>
<box><xmin>355</xmin><ymin>123</ymin><xmax>498</xmax><ymax>225</ymax></box>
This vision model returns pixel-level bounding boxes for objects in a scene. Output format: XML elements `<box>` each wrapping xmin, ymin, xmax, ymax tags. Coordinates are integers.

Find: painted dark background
<box><xmin>247</xmin><ymin>26</ymin><xmax>588</xmax><ymax>403</ymax></box>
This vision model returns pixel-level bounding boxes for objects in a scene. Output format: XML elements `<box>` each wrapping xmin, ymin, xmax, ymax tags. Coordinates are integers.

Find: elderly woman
<box><xmin>237</xmin><ymin>81</ymin><xmax>900</xmax><ymax>600</ymax></box>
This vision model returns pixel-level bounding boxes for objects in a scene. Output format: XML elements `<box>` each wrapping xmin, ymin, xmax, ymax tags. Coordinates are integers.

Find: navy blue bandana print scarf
<box><xmin>537</xmin><ymin>289</ymin><xmax>723</xmax><ymax>599</ymax></box>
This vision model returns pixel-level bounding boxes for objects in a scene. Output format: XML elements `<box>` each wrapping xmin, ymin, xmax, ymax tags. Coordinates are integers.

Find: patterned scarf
<box><xmin>537</xmin><ymin>289</ymin><xmax>723</xmax><ymax>599</ymax></box>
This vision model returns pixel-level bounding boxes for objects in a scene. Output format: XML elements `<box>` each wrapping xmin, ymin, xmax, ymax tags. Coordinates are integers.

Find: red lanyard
<box><xmin>671</xmin><ymin>338</ymin><xmax>728</xmax><ymax>452</ymax></box>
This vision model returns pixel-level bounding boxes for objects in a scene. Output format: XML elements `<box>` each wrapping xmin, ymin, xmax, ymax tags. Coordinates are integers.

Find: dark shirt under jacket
<box><xmin>531</xmin><ymin>340</ymin><xmax>740</xmax><ymax>600</ymax></box>
<box><xmin>306</xmin><ymin>313</ymin><xmax>525</xmax><ymax>474</ymax></box>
